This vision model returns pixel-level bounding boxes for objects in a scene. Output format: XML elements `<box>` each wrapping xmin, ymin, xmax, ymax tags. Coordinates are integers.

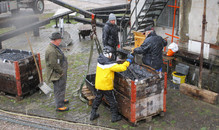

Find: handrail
<box><xmin>122</xmin><ymin>0</ymin><xmax>140</xmax><ymax>31</ymax></box>
<box><xmin>120</xmin><ymin>0</ymin><xmax>142</xmax><ymax>46</ymax></box>
<box><xmin>155</xmin><ymin>0</ymin><xmax>170</xmax><ymax>24</ymax></box>
<box><xmin>124</xmin><ymin>0</ymin><xmax>151</xmax><ymax>44</ymax></box>
<box><xmin>121</xmin><ymin>0</ymin><xmax>170</xmax><ymax>46</ymax></box>
<box><xmin>136</xmin><ymin>0</ymin><xmax>154</xmax><ymax>30</ymax></box>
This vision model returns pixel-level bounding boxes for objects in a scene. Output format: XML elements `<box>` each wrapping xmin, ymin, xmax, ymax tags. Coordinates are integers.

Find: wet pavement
<box><xmin>0</xmin><ymin>0</ymin><xmax>219</xmax><ymax>129</ymax></box>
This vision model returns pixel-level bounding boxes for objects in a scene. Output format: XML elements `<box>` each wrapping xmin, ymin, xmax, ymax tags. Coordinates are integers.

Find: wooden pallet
<box><xmin>102</xmin><ymin>96</ymin><xmax>165</xmax><ymax>126</ymax></box>
<box><xmin>82</xmin><ymin>86</ymin><xmax>95</xmax><ymax>105</ymax></box>
<box><xmin>124</xmin><ymin>111</ymin><xmax>165</xmax><ymax>126</ymax></box>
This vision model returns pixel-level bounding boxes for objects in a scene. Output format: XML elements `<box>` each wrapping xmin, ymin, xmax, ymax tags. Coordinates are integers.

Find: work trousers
<box><xmin>92</xmin><ymin>90</ymin><xmax>118</xmax><ymax>114</ymax></box>
<box><xmin>52</xmin><ymin>58</ymin><xmax>68</xmax><ymax>108</ymax></box>
<box><xmin>112</xmin><ymin>46</ymin><xmax>117</xmax><ymax>61</ymax></box>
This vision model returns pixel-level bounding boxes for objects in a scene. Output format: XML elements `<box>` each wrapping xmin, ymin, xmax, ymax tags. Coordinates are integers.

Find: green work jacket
<box><xmin>45</xmin><ymin>43</ymin><xmax>64</xmax><ymax>82</ymax></box>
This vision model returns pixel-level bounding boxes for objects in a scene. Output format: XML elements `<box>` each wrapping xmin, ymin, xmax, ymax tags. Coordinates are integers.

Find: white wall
<box><xmin>130</xmin><ymin>0</ymin><xmax>145</xmax><ymax>28</ymax></box>
<box><xmin>188</xmin><ymin>0</ymin><xmax>219</xmax><ymax>44</ymax></box>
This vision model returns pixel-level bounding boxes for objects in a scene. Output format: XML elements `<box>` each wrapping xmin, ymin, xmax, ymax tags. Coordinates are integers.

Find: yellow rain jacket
<box><xmin>95</xmin><ymin>54</ymin><xmax>130</xmax><ymax>91</ymax></box>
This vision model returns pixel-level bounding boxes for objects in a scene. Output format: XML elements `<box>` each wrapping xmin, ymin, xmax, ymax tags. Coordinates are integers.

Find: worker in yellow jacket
<box><xmin>90</xmin><ymin>46</ymin><xmax>134</xmax><ymax>122</ymax></box>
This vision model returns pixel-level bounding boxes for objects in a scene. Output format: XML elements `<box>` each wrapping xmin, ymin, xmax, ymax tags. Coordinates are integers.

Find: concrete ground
<box><xmin>0</xmin><ymin>0</ymin><xmax>219</xmax><ymax>129</ymax></box>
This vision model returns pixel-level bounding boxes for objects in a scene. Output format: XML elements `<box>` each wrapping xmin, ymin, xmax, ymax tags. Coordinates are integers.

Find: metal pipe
<box><xmin>14</xmin><ymin>61</ymin><xmax>22</xmax><ymax>97</ymax></box>
<box><xmin>198</xmin><ymin>0</ymin><xmax>207</xmax><ymax>89</ymax></box>
<box><xmin>48</xmin><ymin>0</ymin><xmax>94</xmax><ymax>18</ymax></box>
<box><xmin>176</xmin><ymin>0</ymin><xmax>180</xmax><ymax>35</ymax></box>
<box><xmin>171</xmin><ymin>0</ymin><xmax>177</xmax><ymax>43</ymax></box>
<box><xmin>135</xmin><ymin>0</ymin><xmax>138</xmax><ymax>30</ymax></box>
<box><xmin>163</xmin><ymin>72</ymin><xmax>167</xmax><ymax>112</ymax></box>
<box><xmin>68</xmin><ymin>17</ymin><xmax>104</xmax><ymax>28</ymax></box>
<box><xmin>88</xmin><ymin>4</ymin><xmax>129</xmax><ymax>12</ymax></box>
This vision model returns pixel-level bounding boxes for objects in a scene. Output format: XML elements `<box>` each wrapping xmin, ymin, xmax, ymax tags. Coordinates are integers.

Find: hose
<box><xmin>72</xmin><ymin>34</ymin><xmax>95</xmax><ymax>103</ymax></box>
<box><xmin>72</xmin><ymin>22</ymin><xmax>103</xmax><ymax>103</ymax></box>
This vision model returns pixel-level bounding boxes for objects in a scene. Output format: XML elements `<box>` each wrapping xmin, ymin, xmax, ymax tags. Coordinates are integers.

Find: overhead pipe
<box><xmin>48</xmin><ymin>0</ymin><xmax>95</xmax><ymax>19</ymax></box>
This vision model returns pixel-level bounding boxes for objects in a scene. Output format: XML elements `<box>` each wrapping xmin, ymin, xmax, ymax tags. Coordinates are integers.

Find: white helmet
<box><xmin>103</xmin><ymin>46</ymin><xmax>115</xmax><ymax>59</ymax></box>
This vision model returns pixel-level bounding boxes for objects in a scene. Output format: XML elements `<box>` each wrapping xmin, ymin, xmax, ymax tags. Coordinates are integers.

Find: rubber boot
<box><xmin>64</xmin><ymin>99</ymin><xmax>69</xmax><ymax>104</ymax></box>
<box><xmin>56</xmin><ymin>107</ymin><xmax>69</xmax><ymax>112</ymax></box>
<box><xmin>111</xmin><ymin>113</ymin><xmax>122</xmax><ymax>122</ymax></box>
<box><xmin>90</xmin><ymin>109</ymin><xmax>99</xmax><ymax>121</ymax></box>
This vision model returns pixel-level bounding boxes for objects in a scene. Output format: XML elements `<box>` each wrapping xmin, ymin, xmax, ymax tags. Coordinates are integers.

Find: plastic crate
<box><xmin>133</xmin><ymin>31</ymin><xmax>146</xmax><ymax>48</ymax></box>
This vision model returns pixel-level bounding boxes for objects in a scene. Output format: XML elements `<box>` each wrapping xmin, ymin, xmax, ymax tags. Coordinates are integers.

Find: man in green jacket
<box><xmin>45</xmin><ymin>32</ymin><xmax>69</xmax><ymax>111</ymax></box>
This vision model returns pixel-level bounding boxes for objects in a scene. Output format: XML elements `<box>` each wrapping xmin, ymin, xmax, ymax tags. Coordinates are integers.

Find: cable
<box><xmin>0</xmin><ymin>109</ymin><xmax>113</xmax><ymax>130</ymax></box>
<box><xmin>0</xmin><ymin>114</ymin><xmax>64</xmax><ymax>130</ymax></box>
<box><xmin>73</xmin><ymin>29</ymin><xmax>103</xmax><ymax>103</ymax></box>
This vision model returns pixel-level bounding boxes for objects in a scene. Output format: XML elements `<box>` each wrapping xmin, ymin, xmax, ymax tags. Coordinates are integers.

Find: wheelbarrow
<box><xmin>78</xmin><ymin>24</ymin><xmax>92</xmax><ymax>41</ymax></box>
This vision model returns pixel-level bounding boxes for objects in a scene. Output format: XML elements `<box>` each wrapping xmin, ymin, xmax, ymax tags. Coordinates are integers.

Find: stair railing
<box><xmin>122</xmin><ymin>0</ymin><xmax>151</xmax><ymax>45</ymax></box>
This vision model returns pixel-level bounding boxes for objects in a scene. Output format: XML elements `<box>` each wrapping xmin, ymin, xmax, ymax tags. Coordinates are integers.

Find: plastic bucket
<box><xmin>172</xmin><ymin>71</ymin><xmax>186</xmax><ymax>84</ymax></box>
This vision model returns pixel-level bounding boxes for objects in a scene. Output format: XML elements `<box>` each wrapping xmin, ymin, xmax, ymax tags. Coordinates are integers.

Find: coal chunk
<box><xmin>120</xmin><ymin>64</ymin><xmax>154</xmax><ymax>80</ymax></box>
<box><xmin>0</xmin><ymin>52</ymin><xmax>30</xmax><ymax>61</ymax></box>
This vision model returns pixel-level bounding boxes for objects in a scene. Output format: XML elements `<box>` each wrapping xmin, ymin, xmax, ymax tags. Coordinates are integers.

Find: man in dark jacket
<box><xmin>102</xmin><ymin>13</ymin><xmax>119</xmax><ymax>60</ymax></box>
<box><xmin>133</xmin><ymin>27</ymin><xmax>167</xmax><ymax>71</ymax></box>
<box><xmin>45</xmin><ymin>32</ymin><xmax>69</xmax><ymax>112</ymax></box>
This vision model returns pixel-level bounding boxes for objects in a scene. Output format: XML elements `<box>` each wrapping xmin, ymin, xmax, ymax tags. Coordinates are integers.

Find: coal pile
<box><xmin>0</xmin><ymin>52</ymin><xmax>30</xmax><ymax>61</ymax></box>
<box><xmin>120</xmin><ymin>64</ymin><xmax>154</xmax><ymax>80</ymax></box>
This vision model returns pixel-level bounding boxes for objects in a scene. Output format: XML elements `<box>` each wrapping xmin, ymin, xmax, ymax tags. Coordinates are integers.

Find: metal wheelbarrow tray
<box><xmin>78</xmin><ymin>24</ymin><xmax>92</xmax><ymax>41</ymax></box>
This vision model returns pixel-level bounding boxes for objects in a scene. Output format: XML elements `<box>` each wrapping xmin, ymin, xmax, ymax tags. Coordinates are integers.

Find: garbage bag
<box><xmin>167</xmin><ymin>42</ymin><xmax>178</xmax><ymax>56</ymax></box>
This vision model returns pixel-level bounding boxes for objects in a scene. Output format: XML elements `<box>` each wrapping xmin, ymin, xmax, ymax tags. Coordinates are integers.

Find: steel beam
<box><xmin>69</xmin><ymin>17</ymin><xmax>104</xmax><ymax>28</ymax></box>
<box><xmin>48</xmin><ymin>0</ymin><xmax>94</xmax><ymax>18</ymax></box>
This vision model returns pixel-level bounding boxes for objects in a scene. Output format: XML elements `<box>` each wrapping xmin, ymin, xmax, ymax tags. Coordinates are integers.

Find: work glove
<box><xmin>131</xmin><ymin>52</ymin><xmax>135</xmax><ymax>56</ymax></box>
<box><xmin>133</xmin><ymin>48</ymin><xmax>137</xmax><ymax>53</ymax></box>
<box><xmin>126</xmin><ymin>54</ymin><xmax>134</xmax><ymax>63</ymax></box>
<box><xmin>131</xmin><ymin>48</ymin><xmax>135</xmax><ymax>55</ymax></box>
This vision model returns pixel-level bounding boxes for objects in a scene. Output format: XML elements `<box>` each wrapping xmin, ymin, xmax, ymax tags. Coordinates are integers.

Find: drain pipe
<box><xmin>198</xmin><ymin>0</ymin><xmax>207</xmax><ymax>89</ymax></box>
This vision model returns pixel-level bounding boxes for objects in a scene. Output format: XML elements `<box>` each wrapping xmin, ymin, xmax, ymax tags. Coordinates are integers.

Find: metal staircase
<box><xmin>121</xmin><ymin>0</ymin><xmax>169</xmax><ymax>46</ymax></box>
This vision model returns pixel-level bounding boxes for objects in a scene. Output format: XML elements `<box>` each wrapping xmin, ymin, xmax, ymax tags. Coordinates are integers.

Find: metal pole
<box><xmin>135</xmin><ymin>0</ymin><xmax>138</xmax><ymax>30</ymax></box>
<box><xmin>0</xmin><ymin>41</ymin><xmax>2</xmax><ymax>49</ymax></box>
<box><xmin>55</xmin><ymin>19</ymin><xmax>58</xmax><ymax>28</ymax></box>
<box><xmin>198</xmin><ymin>0</ymin><xmax>207</xmax><ymax>89</ymax></box>
<box><xmin>66</xmin><ymin>15</ymin><xmax>71</xmax><ymax>24</ymax></box>
<box><xmin>48</xmin><ymin>0</ymin><xmax>94</xmax><ymax>18</ymax></box>
<box><xmin>171</xmin><ymin>0</ymin><xmax>177</xmax><ymax>43</ymax></box>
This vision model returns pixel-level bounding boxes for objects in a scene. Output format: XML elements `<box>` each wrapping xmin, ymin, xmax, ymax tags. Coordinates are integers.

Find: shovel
<box><xmin>25</xmin><ymin>32</ymin><xmax>52</xmax><ymax>94</ymax></box>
